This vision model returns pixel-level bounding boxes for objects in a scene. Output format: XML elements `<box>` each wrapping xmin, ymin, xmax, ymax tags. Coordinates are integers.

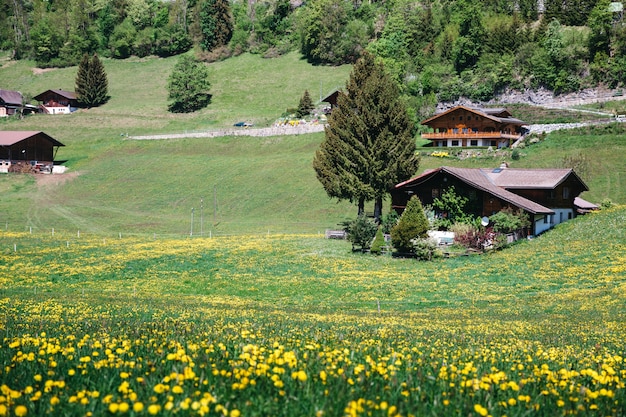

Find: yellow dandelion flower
<box><xmin>147</xmin><ymin>404</ymin><xmax>161</xmax><ymax>415</ymax></box>
<box><xmin>133</xmin><ymin>402</ymin><xmax>144</xmax><ymax>413</ymax></box>
<box><xmin>474</xmin><ymin>404</ymin><xmax>488</xmax><ymax>417</ymax></box>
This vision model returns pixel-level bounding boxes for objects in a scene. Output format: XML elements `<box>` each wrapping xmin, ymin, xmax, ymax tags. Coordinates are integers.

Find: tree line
<box><xmin>2</xmin><ymin>0</ymin><xmax>625</xmax><ymax>118</ymax></box>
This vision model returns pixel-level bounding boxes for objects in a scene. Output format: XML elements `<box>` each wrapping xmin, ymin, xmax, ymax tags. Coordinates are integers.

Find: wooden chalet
<box><xmin>0</xmin><ymin>131</ymin><xmax>65</xmax><ymax>173</ymax></box>
<box><xmin>320</xmin><ymin>89</ymin><xmax>341</xmax><ymax>114</ymax></box>
<box><xmin>34</xmin><ymin>89</ymin><xmax>79</xmax><ymax>114</ymax></box>
<box><xmin>391</xmin><ymin>164</ymin><xmax>589</xmax><ymax>236</ymax></box>
<box><xmin>421</xmin><ymin>106</ymin><xmax>527</xmax><ymax>148</ymax></box>
<box><xmin>0</xmin><ymin>89</ymin><xmax>23</xmax><ymax>117</ymax></box>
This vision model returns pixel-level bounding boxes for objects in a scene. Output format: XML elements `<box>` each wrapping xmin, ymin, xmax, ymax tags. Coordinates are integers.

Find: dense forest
<box><xmin>2</xmin><ymin>0</ymin><xmax>625</xmax><ymax>119</ymax></box>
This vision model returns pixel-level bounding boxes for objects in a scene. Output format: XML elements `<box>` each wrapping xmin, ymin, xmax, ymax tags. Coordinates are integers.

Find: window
<box><xmin>470</xmin><ymin>140</ymin><xmax>478</xmax><ymax>146</ymax></box>
<box><xmin>544</xmin><ymin>215</ymin><xmax>548</xmax><ymax>224</ymax></box>
<box><xmin>452</xmin><ymin>140</ymin><xmax>459</xmax><ymax>146</ymax></box>
<box><xmin>549</xmin><ymin>190</ymin><xmax>555</xmax><ymax>199</ymax></box>
<box><xmin>432</xmin><ymin>188</ymin><xmax>440</xmax><ymax>198</ymax></box>
<box><xmin>490</xmin><ymin>140</ymin><xmax>497</xmax><ymax>147</ymax></box>
<box><xmin>562</xmin><ymin>187</ymin><xmax>570</xmax><ymax>199</ymax></box>
<box><xmin>459</xmin><ymin>116</ymin><xmax>463</xmax><ymax>121</ymax></box>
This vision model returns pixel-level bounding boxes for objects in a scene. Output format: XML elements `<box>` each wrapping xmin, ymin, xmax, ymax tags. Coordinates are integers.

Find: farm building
<box><xmin>0</xmin><ymin>89</ymin><xmax>23</xmax><ymax>117</ymax></box>
<box><xmin>421</xmin><ymin>106</ymin><xmax>527</xmax><ymax>149</ymax></box>
<box><xmin>0</xmin><ymin>131</ymin><xmax>65</xmax><ymax>173</ymax></box>
<box><xmin>391</xmin><ymin>164</ymin><xmax>591</xmax><ymax>236</ymax></box>
<box><xmin>34</xmin><ymin>89</ymin><xmax>78</xmax><ymax>114</ymax></box>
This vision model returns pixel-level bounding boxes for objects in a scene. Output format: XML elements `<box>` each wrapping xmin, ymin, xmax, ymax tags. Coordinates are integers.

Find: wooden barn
<box><xmin>421</xmin><ymin>106</ymin><xmax>527</xmax><ymax>148</ymax></box>
<box><xmin>0</xmin><ymin>89</ymin><xmax>23</xmax><ymax>117</ymax></box>
<box><xmin>391</xmin><ymin>164</ymin><xmax>589</xmax><ymax>236</ymax></box>
<box><xmin>0</xmin><ymin>131</ymin><xmax>65</xmax><ymax>173</ymax></box>
<box><xmin>34</xmin><ymin>89</ymin><xmax>79</xmax><ymax>114</ymax></box>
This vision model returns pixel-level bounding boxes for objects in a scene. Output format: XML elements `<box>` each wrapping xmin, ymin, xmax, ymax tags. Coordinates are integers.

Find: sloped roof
<box><xmin>421</xmin><ymin>105</ymin><xmax>527</xmax><ymax>126</ymax></box>
<box><xmin>574</xmin><ymin>197</ymin><xmax>599</xmax><ymax>210</ymax></box>
<box><xmin>33</xmin><ymin>89</ymin><xmax>78</xmax><ymax>101</ymax></box>
<box><xmin>394</xmin><ymin>166</ymin><xmax>587</xmax><ymax>214</ymax></box>
<box><xmin>482</xmin><ymin>167</ymin><xmax>581</xmax><ymax>189</ymax></box>
<box><xmin>0</xmin><ymin>131</ymin><xmax>65</xmax><ymax>147</ymax></box>
<box><xmin>0</xmin><ymin>89</ymin><xmax>23</xmax><ymax>105</ymax></box>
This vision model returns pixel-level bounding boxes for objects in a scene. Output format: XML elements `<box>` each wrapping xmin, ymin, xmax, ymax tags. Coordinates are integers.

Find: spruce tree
<box><xmin>390</xmin><ymin>196</ymin><xmax>430</xmax><ymax>253</ymax></box>
<box><xmin>75</xmin><ymin>54</ymin><xmax>109</xmax><ymax>107</ymax></box>
<box><xmin>313</xmin><ymin>52</ymin><xmax>420</xmax><ymax>220</ymax></box>
<box><xmin>296</xmin><ymin>90</ymin><xmax>314</xmax><ymax>118</ymax></box>
<box><xmin>200</xmin><ymin>0</ymin><xmax>233</xmax><ymax>52</ymax></box>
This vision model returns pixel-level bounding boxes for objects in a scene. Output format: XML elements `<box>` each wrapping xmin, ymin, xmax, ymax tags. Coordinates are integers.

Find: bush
<box><xmin>370</xmin><ymin>227</ymin><xmax>385</xmax><ymax>255</ymax></box>
<box><xmin>391</xmin><ymin>196</ymin><xmax>430</xmax><ymax>253</ymax></box>
<box><xmin>344</xmin><ymin>215</ymin><xmax>378</xmax><ymax>252</ymax></box>
<box><xmin>489</xmin><ymin>208</ymin><xmax>530</xmax><ymax>234</ymax></box>
<box><xmin>511</xmin><ymin>149</ymin><xmax>520</xmax><ymax>160</ymax></box>
<box><xmin>601</xmin><ymin>199</ymin><xmax>613</xmax><ymax>209</ymax></box>
<box><xmin>381</xmin><ymin>211</ymin><xmax>399</xmax><ymax>234</ymax></box>
<box><xmin>410</xmin><ymin>237</ymin><xmax>438</xmax><ymax>261</ymax></box>
<box><xmin>454</xmin><ymin>225</ymin><xmax>496</xmax><ymax>251</ymax></box>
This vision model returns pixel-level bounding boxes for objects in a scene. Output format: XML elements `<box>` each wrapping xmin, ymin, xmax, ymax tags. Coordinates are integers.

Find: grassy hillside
<box><xmin>1</xmin><ymin>53</ymin><xmax>624</xmax><ymax>235</ymax></box>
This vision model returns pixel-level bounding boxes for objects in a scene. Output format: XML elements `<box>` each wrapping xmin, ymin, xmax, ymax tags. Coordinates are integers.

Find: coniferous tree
<box><xmin>296</xmin><ymin>90</ymin><xmax>314</xmax><ymax>118</ymax></box>
<box><xmin>390</xmin><ymin>196</ymin><xmax>429</xmax><ymax>253</ymax></box>
<box><xmin>200</xmin><ymin>0</ymin><xmax>233</xmax><ymax>51</ymax></box>
<box><xmin>313</xmin><ymin>52</ymin><xmax>419</xmax><ymax>220</ymax></box>
<box><xmin>75</xmin><ymin>53</ymin><xmax>109</xmax><ymax>107</ymax></box>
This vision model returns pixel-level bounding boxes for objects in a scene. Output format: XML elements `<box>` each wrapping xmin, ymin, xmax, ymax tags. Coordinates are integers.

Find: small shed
<box><xmin>0</xmin><ymin>131</ymin><xmax>65</xmax><ymax>173</ymax></box>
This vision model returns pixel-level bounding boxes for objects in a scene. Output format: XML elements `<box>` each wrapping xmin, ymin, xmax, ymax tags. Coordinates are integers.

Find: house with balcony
<box><xmin>421</xmin><ymin>106</ymin><xmax>527</xmax><ymax>148</ymax></box>
<box><xmin>34</xmin><ymin>89</ymin><xmax>78</xmax><ymax>114</ymax></box>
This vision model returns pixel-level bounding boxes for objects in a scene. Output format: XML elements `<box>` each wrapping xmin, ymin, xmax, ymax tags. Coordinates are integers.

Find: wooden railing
<box><xmin>421</xmin><ymin>132</ymin><xmax>521</xmax><ymax>140</ymax></box>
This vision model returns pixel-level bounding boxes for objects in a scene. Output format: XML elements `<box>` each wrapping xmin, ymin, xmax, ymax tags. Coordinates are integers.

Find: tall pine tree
<box><xmin>313</xmin><ymin>52</ymin><xmax>419</xmax><ymax>220</ymax></box>
<box><xmin>75</xmin><ymin>54</ymin><xmax>109</xmax><ymax>108</ymax></box>
<box><xmin>199</xmin><ymin>0</ymin><xmax>233</xmax><ymax>51</ymax></box>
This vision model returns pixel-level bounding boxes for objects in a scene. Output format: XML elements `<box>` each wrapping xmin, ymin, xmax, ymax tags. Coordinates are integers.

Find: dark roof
<box><xmin>33</xmin><ymin>89</ymin><xmax>78</xmax><ymax>101</ymax></box>
<box><xmin>394</xmin><ymin>166</ymin><xmax>588</xmax><ymax>215</ymax></box>
<box><xmin>0</xmin><ymin>131</ymin><xmax>65</xmax><ymax>147</ymax></box>
<box><xmin>421</xmin><ymin>105</ymin><xmax>527</xmax><ymax>126</ymax></box>
<box><xmin>0</xmin><ymin>89</ymin><xmax>23</xmax><ymax>105</ymax></box>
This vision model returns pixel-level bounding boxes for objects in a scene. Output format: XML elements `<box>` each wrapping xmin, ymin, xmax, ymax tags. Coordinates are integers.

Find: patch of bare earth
<box><xmin>36</xmin><ymin>171</ymin><xmax>80</xmax><ymax>187</ymax></box>
<box><xmin>32</xmin><ymin>67</ymin><xmax>57</xmax><ymax>75</ymax></box>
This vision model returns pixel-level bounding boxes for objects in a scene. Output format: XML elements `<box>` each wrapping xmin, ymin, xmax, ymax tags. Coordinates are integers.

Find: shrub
<box><xmin>511</xmin><ymin>149</ymin><xmax>520</xmax><ymax>160</ymax></box>
<box><xmin>489</xmin><ymin>208</ymin><xmax>530</xmax><ymax>234</ymax></box>
<box><xmin>370</xmin><ymin>227</ymin><xmax>385</xmax><ymax>255</ymax></box>
<box><xmin>381</xmin><ymin>211</ymin><xmax>399</xmax><ymax>234</ymax></box>
<box><xmin>410</xmin><ymin>237</ymin><xmax>438</xmax><ymax>261</ymax></box>
<box><xmin>344</xmin><ymin>215</ymin><xmax>377</xmax><ymax>252</ymax></box>
<box><xmin>601</xmin><ymin>199</ymin><xmax>613</xmax><ymax>209</ymax></box>
<box><xmin>454</xmin><ymin>225</ymin><xmax>496</xmax><ymax>251</ymax></box>
<box><xmin>391</xmin><ymin>196</ymin><xmax>429</xmax><ymax>253</ymax></box>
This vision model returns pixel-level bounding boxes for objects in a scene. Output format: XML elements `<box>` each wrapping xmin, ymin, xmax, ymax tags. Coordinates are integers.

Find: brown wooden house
<box><xmin>0</xmin><ymin>89</ymin><xmax>23</xmax><ymax>117</ymax></box>
<box><xmin>0</xmin><ymin>131</ymin><xmax>65</xmax><ymax>173</ymax></box>
<box><xmin>34</xmin><ymin>89</ymin><xmax>78</xmax><ymax>114</ymax></box>
<box><xmin>391</xmin><ymin>165</ymin><xmax>589</xmax><ymax>236</ymax></box>
<box><xmin>421</xmin><ymin>106</ymin><xmax>527</xmax><ymax>148</ymax></box>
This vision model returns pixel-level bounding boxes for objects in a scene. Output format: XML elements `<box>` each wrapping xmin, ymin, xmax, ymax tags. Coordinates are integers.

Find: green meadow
<box><xmin>1</xmin><ymin>52</ymin><xmax>626</xmax><ymax>236</ymax></box>
<box><xmin>1</xmin><ymin>52</ymin><xmax>626</xmax><ymax>417</ymax></box>
<box><xmin>1</xmin><ymin>206</ymin><xmax>625</xmax><ymax>416</ymax></box>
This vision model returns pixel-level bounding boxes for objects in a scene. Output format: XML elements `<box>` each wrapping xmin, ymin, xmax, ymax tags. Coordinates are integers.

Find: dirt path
<box><xmin>128</xmin><ymin>123</ymin><xmax>325</xmax><ymax>140</ymax></box>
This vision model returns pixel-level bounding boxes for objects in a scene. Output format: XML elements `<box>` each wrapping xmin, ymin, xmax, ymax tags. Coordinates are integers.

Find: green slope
<box><xmin>1</xmin><ymin>53</ymin><xmax>624</xmax><ymax>236</ymax></box>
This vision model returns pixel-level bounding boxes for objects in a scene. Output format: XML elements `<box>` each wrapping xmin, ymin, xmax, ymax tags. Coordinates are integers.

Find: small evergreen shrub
<box><xmin>370</xmin><ymin>227</ymin><xmax>385</xmax><ymax>255</ymax></box>
<box><xmin>391</xmin><ymin>196</ymin><xmax>430</xmax><ymax>253</ymax></box>
<box><xmin>344</xmin><ymin>215</ymin><xmax>377</xmax><ymax>252</ymax></box>
<box><xmin>410</xmin><ymin>237</ymin><xmax>438</xmax><ymax>261</ymax></box>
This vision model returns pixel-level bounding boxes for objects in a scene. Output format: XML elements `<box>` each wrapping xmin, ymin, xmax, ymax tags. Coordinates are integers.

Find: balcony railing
<box><xmin>421</xmin><ymin>131</ymin><xmax>521</xmax><ymax>140</ymax></box>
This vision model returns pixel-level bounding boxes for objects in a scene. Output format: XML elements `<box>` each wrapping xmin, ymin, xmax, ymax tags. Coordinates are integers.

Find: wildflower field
<box><xmin>1</xmin><ymin>207</ymin><xmax>625</xmax><ymax>417</ymax></box>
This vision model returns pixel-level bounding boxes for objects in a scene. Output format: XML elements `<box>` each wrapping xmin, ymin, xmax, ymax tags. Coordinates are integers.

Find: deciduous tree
<box><xmin>167</xmin><ymin>55</ymin><xmax>211</xmax><ymax>113</ymax></box>
<box><xmin>313</xmin><ymin>52</ymin><xmax>419</xmax><ymax>221</ymax></box>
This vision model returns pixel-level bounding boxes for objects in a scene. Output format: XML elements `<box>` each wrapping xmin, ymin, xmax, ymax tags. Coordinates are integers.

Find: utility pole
<box><xmin>200</xmin><ymin>198</ymin><xmax>204</xmax><ymax>236</ymax></box>
<box><xmin>190</xmin><ymin>207</ymin><xmax>194</xmax><ymax>236</ymax></box>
